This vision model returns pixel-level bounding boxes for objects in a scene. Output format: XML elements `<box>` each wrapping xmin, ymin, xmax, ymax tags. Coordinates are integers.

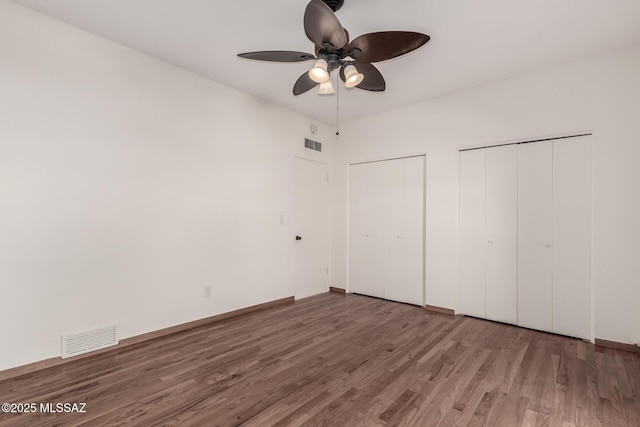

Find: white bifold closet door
<box><xmin>517</xmin><ymin>140</ymin><xmax>554</xmax><ymax>332</ymax></box>
<box><xmin>485</xmin><ymin>145</ymin><xmax>518</xmax><ymax>324</ymax></box>
<box><xmin>458</xmin><ymin>149</ymin><xmax>486</xmax><ymax>318</ymax></box>
<box><xmin>459</xmin><ymin>145</ymin><xmax>518</xmax><ymax>324</ymax></box>
<box><xmin>517</xmin><ymin>137</ymin><xmax>591</xmax><ymax>338</ymax></box>
<box><xmin>553</xmin><ymin>136</ymin><xmax>591</xmax><ymax>339</ymax></box>
<box><xmin>458</xmin><ymin>135</ymin><xmax>592</xmax><ymax>339</ymax></box>
<box><xmin>349</xmin><ymin>156</ymin><xmax>424</xmax><ymax>306</ymax></box>
<box><xmin>383</xmin><ymin>157</ymin><xmax>424</xmax><ymax>304</ymax></box>
<box><xmin>349</xmin><ymin>161</ymin><xmax>386</xmax><ymax>299</ymax></box>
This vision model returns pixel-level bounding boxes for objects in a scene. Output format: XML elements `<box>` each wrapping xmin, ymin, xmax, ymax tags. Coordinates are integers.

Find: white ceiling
<box><xmin>10</xmin><ymin>0</ymin><xmax>640</xmax><ymax>124</ymax></box>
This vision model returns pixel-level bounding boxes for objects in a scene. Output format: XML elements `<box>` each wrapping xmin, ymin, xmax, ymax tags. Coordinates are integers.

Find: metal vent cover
<box><xmin>304</xmin><ymin>138</ymin><xmax>322</xmax><ymax>152</ymax></box>
<box><xmin>61</xmin><ymin>324</ymin><xmax>118</xmax><ymax>358</ymax></box>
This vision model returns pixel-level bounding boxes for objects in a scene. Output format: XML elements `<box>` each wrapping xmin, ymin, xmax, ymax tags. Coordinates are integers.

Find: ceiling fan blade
<box><xmin>293</xmin><ymin>72</ymin><xmax>319</xmax><ymax>95</ymax></box>
<box><xmin>349</xmin><ymin>31</ymin><xmax>430</xmax><ymax>63</ymax></box>
<box><xmin>238</xmin><ymin>51</ymin><xmax>316</xmax><ymax>62</ymax></box>
<box><xmin>340</xmin><ymin>62</ymin><xmax>386</xmax><ymax>92</ymax></box>
<box><xmin>304</xmin><ymin>0</ymin><xmax>348</xmax><ymax>49</ymax></box>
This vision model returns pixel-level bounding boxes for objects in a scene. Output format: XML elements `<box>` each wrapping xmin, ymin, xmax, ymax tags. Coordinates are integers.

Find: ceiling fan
<box><xmin>238</xmin><ymin>0</ymin><xmax>430</xmax><ymax>96</ymax></box>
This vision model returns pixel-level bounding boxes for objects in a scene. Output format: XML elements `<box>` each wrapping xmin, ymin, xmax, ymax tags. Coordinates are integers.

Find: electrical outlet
<box><xmin>204</xmin><ymin>286</ymin><xmax>212</xmax><ymax>298</ymax></box>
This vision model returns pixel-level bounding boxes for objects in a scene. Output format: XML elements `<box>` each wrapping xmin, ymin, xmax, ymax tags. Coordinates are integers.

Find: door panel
<box><xmin>518</xmin><ymin>141</ymin><xmax>553</xmax><ymax>332</ymax></box>
<box><xmin>384</xmin><ymin>156</ymin><xmax>424</xmax><ymax>305</ymax></box>
<box><xmin>383</xmin><ymin>158</ymin><xmax>405</xmax><ymax>301</ymax></box>
<box><xmin>458</xmin><ymin>149</ymin><xmax>486</xmax><ymax>318</ymax></box>
<box><xmin>294</xmin><ymin>158</ymin><xmax>330</xmax><ymax>299</ymax></box>
<box><xmin>553</xmin><ymin>136</ymin><xmax>592</xmax><ymax>339</ymax></box>
<box><xmin>485</xmin><ymin>145</ymin><xmax>518</xmax><ymax>324</ymax></box>
<box><xmin>349</xmin><ymin>161</ymin><xmax>385</xmax><ymax>298</ymax></box>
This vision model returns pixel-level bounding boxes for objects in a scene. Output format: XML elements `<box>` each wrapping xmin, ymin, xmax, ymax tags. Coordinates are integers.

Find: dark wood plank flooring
<box><xmin>1</xmin><ymin>293</ymin><xmax>639</xmax><ymax>426</ymax></box>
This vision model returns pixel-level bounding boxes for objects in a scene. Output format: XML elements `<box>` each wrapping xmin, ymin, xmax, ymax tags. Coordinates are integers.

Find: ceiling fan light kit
<box><xmin>238</xmin><ymin>0</ymin><xmax>430</xmax><ymax>96</ymax></box>
<box><xmin>343</xmin><ymin>64</ymin><xmax>364</xmax><ymax>88</ymax></box>
<box><xmin>317</xmin><ymin>80</ymin><xmax>336</xmax><ymax>95</ymax></box>
<box><xmin>309</xmin><ymin>59</ymin><xmax>330</xmax><ymax>83</ymax></box>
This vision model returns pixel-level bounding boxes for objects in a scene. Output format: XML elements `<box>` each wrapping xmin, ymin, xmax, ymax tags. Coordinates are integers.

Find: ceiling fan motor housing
<box><xmin>321</xmin><ymin>0</ymin><xmax>344</xmax><ymax>12</ymax></box>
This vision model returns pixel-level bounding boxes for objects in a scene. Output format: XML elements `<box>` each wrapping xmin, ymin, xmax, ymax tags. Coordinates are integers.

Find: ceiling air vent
<box><xmin>304</xmin><ymin>138</ymin><xmax>322</xmax><ymax>152</ymax></box>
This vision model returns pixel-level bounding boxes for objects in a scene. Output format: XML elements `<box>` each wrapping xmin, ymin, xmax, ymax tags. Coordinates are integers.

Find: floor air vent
<box><xmin>61</xmin><ymin>324</ymin><xmax>118</xmax><ymax>358</ymax></box>
<box><xmin>304</xmin><ymin>138</ymin><xmax>322</xmax><ymax>152</ymax></box>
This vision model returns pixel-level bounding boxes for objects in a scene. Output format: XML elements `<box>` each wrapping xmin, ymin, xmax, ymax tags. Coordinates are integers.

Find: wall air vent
<box><xmin>61</xmin><ymin>324</ymin><xmax>118</xmax><ymax>358</ymax></box>
<box><xmin>304</xmin><ymin>138</ymin><xmax>322</xmax><ymax>152</ymax></box>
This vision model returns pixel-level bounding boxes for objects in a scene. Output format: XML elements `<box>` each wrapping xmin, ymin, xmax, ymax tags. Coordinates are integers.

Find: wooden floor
<box><xmin>1</xmin><ymin>293</ymin><xmax>639</xmax><ymax>426</ymax></box>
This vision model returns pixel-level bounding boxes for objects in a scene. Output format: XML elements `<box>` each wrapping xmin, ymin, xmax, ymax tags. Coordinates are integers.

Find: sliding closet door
<box><xmin>349</xmin><ymin>161</ymin><xmax>385</xmax><ymax>298</ymax></box>
<box><xmin>485</xmin><ymin>145</ymin><xmax>518</xmax><ymax>324</ymax></box>
<box><xmin>517</xmin><ymin>141</ymin><xmax>553</xmax><ymax>332</ymax></box>
<box><xmin>553</xmin><ymin>136</ymin><xmax>592</xmax><ymax>339</ymax></box>
<box><xmin>458</xmin><ymin>149</ymin><xmax>486</xmax><ymax>318</ymax></box>
<box><xmin>384</xmin><ymin>156</ymin><xmax>424</xmax><ymax>305</ymax></box>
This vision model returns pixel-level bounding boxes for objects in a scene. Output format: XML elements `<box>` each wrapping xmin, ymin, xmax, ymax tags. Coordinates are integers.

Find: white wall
<box><xmin>332</xmin><ymin>46</ymin><xmax>640</xmax><ymax>345</ymax></box>
<box><xmin>0</xmin><ymin>1</ymin><xmax>332</xmax><ymax>371</ymax></box>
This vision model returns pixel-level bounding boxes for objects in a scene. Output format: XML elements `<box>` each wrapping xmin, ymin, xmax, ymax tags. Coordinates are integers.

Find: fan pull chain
<box><xmin>335</xmin><ymin>72</ymin><xmax>340</xmax><ymax>137</ymax></box>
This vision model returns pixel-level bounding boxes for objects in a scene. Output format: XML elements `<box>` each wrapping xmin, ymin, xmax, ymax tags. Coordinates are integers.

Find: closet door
<box><xmin>384</xmin><ymin>156</ymin><xmax>424</xmax><ymax>305</ymax></box>
<box><xmin>485</xmin><ymin>145</ymin><xmax>518</xmax><ymax>324</ymax></box>
<box><xmin>553</xmin><ymin>136</ymin><xmax>592</xmax><ymax>339</ymax></box>
<box><xmin>458</xmin><ymin>149</ymin><xmax>486</xmax><ymax>318</ymax></box>
<box><xmin>349</xmin><ymin>161</ymin><xmax>386</xmax><ymax>298</ymax></box>
<box><xmin>517</xmin><ymin>141</ymin><xmax>553</xmax><ymax>332</ymax></box>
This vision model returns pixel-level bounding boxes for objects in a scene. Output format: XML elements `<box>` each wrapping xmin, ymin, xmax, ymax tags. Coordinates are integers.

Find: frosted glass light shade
<box><xmin>344</xmin><ymin>64</ymin><xmax>364</xmax><ymax>88</ymax></box>
<box><xmin>317</xmin><ymin>80</ymin><xmax>335</xmax><ymax>95</ymax></box>
<box><xmin>309</xmin><ymin>59</ymin><xmax>330</xmax><ymax>83</ymax></box>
